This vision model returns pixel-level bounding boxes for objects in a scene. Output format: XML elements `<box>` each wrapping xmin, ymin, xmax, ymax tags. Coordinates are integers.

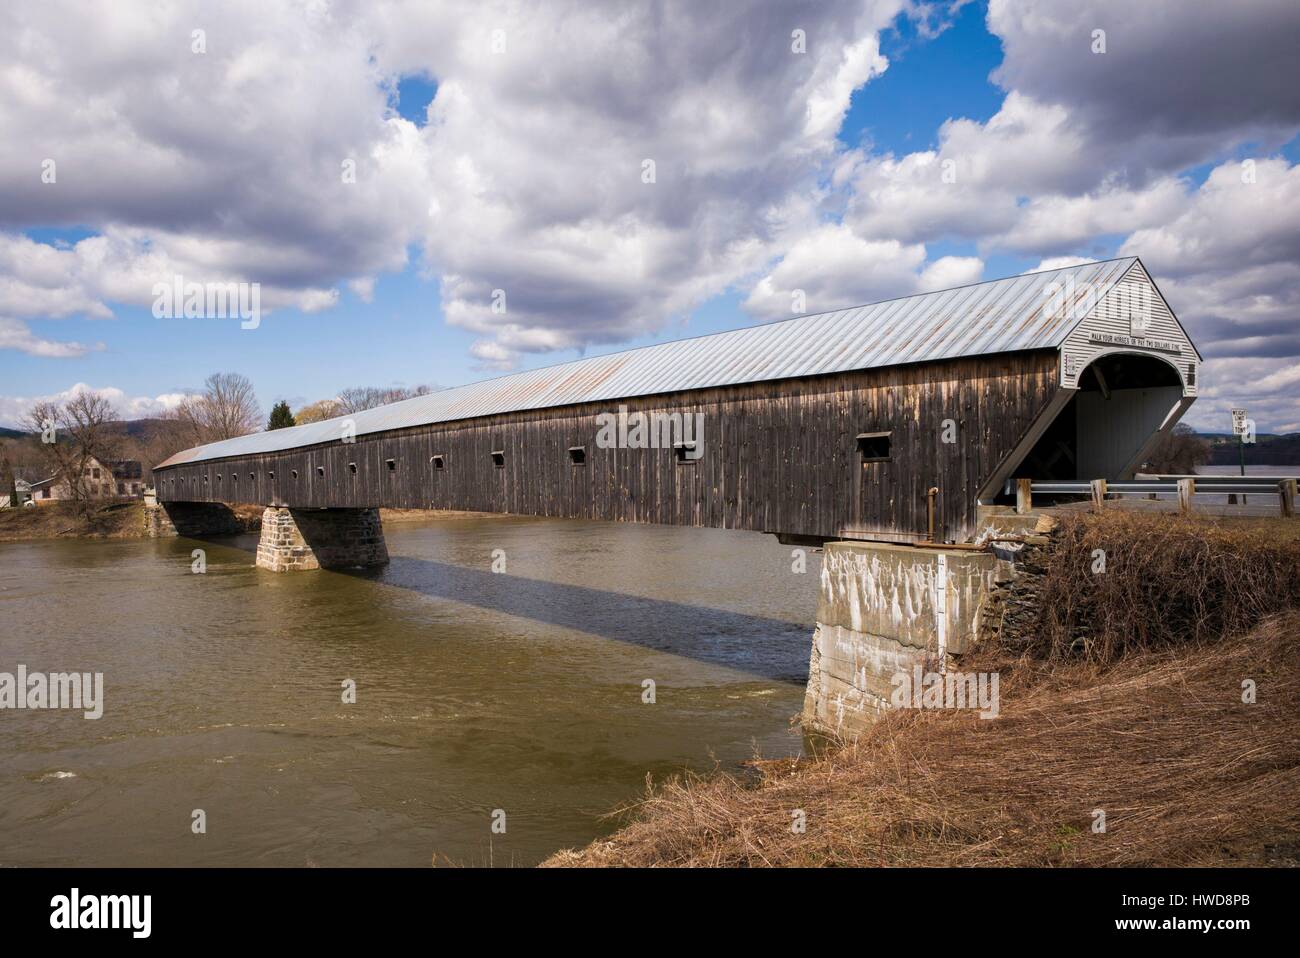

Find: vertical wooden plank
<box><xmin>1016</xmin><ymin>478</ymin><xmax>1033</xmax><ymax>514</ymax></box>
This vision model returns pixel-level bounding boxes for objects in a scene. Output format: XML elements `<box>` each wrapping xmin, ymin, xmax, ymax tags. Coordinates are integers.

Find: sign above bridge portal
<box><xmin>1058</xmin><ymin>260</ymin><xmax>1199</xmax><ymax>397</ymax></box>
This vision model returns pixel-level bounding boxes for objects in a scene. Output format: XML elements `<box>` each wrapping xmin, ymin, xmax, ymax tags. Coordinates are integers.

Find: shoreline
<box><xmin>544</xmin><ymin>511</ymin><xmax>1300</xmax><ymax>867</ymax></box>
<box><xmin>0</xmin><ymin>500</ymin><xmax>510</xmax><ymax>543</ymax></box>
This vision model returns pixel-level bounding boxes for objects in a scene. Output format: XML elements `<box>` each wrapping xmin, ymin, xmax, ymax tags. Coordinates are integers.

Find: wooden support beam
<box><xmin>1090</xmin><ymin>479</ymin><xmax>1107</xmax><ymax>513</ymax></box>
<box><xmin>1015</xmin><ymin>478</ymin><xmax>1032</xmax><ymax>515</ymax></box>
<box><xmin>1281</xmin><ymin>479</ymin><xmax>1296</xmax><ymax>518</ymax></box>
<box><xmin>1177</xmin><ymin>478</ymin><xmax>1195</xmax><ymax>515</ymax></box>
<box><xmin>1093</xmin><ymin>363</ymin><xmax>1111</xmax><ymax>400</ymax></box>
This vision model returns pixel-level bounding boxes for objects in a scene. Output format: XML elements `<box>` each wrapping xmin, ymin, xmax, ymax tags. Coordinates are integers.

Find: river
<box><xmin>0</xmin><ymin>516</ymin><xmax>815</xmax><ymax>866</ymax></box>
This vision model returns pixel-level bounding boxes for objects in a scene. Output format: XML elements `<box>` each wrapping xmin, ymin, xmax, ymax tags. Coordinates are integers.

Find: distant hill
<box><xmin>1</xmin><ymin>419</ymin><xmax>173</xmax><ymax>441</ymax></box>
<box><xmin>108</xmin><ymin>418</ymin><xmax>175</xmax><ymax>441</ymax></box>
<box><xmin>1205</xmin><ymin>432</ymin><xmax>1300</xmax><ymax>466</ymax></box>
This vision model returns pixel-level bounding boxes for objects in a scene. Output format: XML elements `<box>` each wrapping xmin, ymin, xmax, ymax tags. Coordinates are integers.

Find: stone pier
<box><xmin>802</xmin><ymin>540</ymin><xmax>1003</xmax><ymax>739</ymax></box>
<box><xmin>255</xmin><ymin>507</ymin><xmax>389</xmax><ymax>572</ymax></box>
<box><xmin>144</xmin><ymin>500</ymin><xmax>246</xmax><ymax>538</ymax></box>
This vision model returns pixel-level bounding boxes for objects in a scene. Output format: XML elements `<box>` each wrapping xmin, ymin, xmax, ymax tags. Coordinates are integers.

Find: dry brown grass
<box><xmin>547</xmin><ymin>613</ymin><xmax>1300</xmax><ymax>867</ymax></box>
<box><xmin>545</xmin><ymin>514</ymin><xmax>1300</xmax><ymax>868</ymax></box>
<box><xmin>378</xmin><ymin>508</ymin><xmax>508</xmax><ymax>523</ymax></box>
<box><xmin>0</xmin><ymin>499</ymin><xmax>147</xmax><ymax>541</ymax></box>
<box><xmin>1028</xmin><ymin>512</ymin><xmax>1300</xmax><ymax>663</ymax></box>
<box><xmin>0</xmin><ymin>499</ymin><xmax>263</xmax><ymax>541</ymax></box>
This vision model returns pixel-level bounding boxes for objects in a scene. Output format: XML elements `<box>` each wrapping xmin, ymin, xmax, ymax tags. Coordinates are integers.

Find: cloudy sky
<box><xmin>1</xmin><ymin>0</ymin><xmax>1298</xmax><ymax>431</ymax></box>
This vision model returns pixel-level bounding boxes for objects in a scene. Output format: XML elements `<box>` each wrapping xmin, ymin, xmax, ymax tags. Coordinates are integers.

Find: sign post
<box><xmin>1231</xmin><ymin>408</ymin><xmax>1248</xmax><ymax>505</ymax></box>
<box><xmin>1231</xmin><ymin>409</ymin><xmax>1247</xmax><ymax>475</ymax></box>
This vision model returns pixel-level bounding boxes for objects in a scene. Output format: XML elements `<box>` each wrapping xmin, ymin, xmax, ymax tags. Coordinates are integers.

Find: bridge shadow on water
<box><xmin>207</xmin><ymin>530</ymin><xmax>810</xmax><ymax>684</ymax></box>
<box><xmin>351</xmin><ymin>555</ymin><xmax>812</xmax><ymax>685</ymax></box>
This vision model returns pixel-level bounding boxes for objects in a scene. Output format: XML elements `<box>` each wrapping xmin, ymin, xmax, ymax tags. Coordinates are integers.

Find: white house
<box><xmin>27</xmin><ymin>457</ymin><xmax>145</xmax><ymax>504</ymax></box>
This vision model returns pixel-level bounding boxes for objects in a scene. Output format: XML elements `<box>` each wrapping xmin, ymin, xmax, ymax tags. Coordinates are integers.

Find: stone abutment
<box><xmin>255</xmin><ymin>507</ymin><xmax>389</xmax><ymax>572</ymax></box>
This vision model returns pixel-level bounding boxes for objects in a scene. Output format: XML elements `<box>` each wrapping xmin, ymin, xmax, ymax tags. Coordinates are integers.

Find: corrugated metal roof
<box><xmin>158</xmin><ymin>257</ymin><xmax>1140</xmax><ymax>467</ymax></box>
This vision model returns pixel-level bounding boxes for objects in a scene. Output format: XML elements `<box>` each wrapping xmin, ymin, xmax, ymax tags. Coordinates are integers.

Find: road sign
<box><xmin>1231</xmin><ymin>408</ymin><xmax>1248</xmax><ymax>435</ymax></box>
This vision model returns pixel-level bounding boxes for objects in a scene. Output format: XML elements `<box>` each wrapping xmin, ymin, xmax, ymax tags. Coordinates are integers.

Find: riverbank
<box><xmin>0</xmin><ymin>500</ymin><xmax>156</xmax><ymax>542</ymax></box>
<box><xmin>546</xmin><ymin>512</ymin><xmax>1300</xmax><ymax>867</ymax></box>
<box><xmin>0</xmin><ymin>501</ymin><xmax>508</xmax><ymax>542</ymax></box>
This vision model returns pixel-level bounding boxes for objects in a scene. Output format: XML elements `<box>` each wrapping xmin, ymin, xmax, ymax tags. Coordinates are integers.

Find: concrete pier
<box><xmin>802</xmin><ymin>541</ymin><xmax>1002</xmax><ymax>739</ymax></box>
<box><xmin>255</xmin><ymin>507</ymin><xmax>388</xmax><ymax>572</ymax></box>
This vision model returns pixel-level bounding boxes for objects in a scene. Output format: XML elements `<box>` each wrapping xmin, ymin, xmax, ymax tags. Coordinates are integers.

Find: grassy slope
<box><xmin>0</xmin><ymin>500</ymin><xmax>261</xmax><ymax>542</ymax></box>
<box><xmin>0</xmin><ymin>500</ymin><xmax>149</xmax><ymax>542</ymax></box>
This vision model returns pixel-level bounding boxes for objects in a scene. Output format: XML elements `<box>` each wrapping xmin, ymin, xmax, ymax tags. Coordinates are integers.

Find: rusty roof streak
<box><xmin>156</xmin><ymin>257</ymin><xmax>1156</xmax><ymax>468</ymax></box>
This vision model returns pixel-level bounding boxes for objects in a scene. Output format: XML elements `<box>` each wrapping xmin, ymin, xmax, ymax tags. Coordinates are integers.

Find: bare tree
<box><xmin>166</xmin><ymin>372</ymin><xmax>262</xmax><ymax>445</ymax></box>
<box><xmin>336</xmin><ymin>384</ymin><xmax>434</xmax><ymax>414</ymax></box>
<box><xmin>1143</xmin><ymin>423</ymin><xmax>1211</xmax><ymax>475</ymax></box>
<box><xmin>199</xmin><ymin>372</ymin><xmax>262</xmax><ymax>440</ymax></box>
<box><xmin>23</xmin><ymin>391</ymin><xmax>122</xmax><ymax>511</ymax></box>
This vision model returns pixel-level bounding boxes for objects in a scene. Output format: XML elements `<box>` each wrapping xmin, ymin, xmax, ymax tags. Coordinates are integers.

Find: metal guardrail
<box><xmin>1003</xmin><ymin>475</ymin><xmax>1298</xmax><ymax>517</ymax></box>
<box><xmin>1020</xmin><ymin>479</ymin><xmax>1285</xmax><ymax>495</ymax></box>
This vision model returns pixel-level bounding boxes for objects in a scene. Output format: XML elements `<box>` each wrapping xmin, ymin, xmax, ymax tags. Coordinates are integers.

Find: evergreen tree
<box><xmin>267</xmin><ymin>400</ymin><xmax>296</xmax><ymax>431</ymax></box>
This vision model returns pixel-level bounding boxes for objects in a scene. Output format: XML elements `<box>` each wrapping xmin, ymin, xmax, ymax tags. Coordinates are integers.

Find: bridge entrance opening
<box><xmin>1005</xmin><ymin>353</ymin><xmax>1185</xmax><ymax>492</ymax></box>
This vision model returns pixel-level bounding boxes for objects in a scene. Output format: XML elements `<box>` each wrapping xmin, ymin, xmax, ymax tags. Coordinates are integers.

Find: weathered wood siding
<box><xmin>155</xmin><ymin>350</ymin><xmax>1061</xmax><ymax>542</ymax></box>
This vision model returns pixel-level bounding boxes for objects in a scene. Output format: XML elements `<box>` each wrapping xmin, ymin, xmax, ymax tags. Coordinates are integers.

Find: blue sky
<box><xmin>2</xmin><ymin>1</ymin><xmax>1298</xmax><ymax>431</ymax></box>
<box><xmin>5</xmin><ymin>4</ymin><xmax>1013</xmax><ymax>411</ymax></box>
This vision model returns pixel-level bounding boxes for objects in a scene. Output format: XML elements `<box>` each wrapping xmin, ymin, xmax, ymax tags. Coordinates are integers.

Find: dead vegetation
<box><xmin>0</xmin><ymin>499</ymin><xmax>148</xmax><ymax>541</ymax></box>
<box><xmin>1029</xmin><ymin>512</ymin><xmax>1300</xmax><ymax>663</ymax></box>
<box><xmin>0</xmin><ymin>499</ymin><xmax>262</xmax><ymax>542</ymax></box>
<box><xmin>545</xmin><ymin>513</ymin><xmax>1300</xmax><ymax>868</ymax></box>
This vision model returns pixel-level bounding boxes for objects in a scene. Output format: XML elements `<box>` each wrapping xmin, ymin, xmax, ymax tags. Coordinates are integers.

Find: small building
<box><xmin>27</xmin><ymin>475</ymin><xmax>60</xmax><ymax>503</ymax></box>
<box><xmin>28</xmin><ymin>457</ymin><xmax>146</xmax><ymax>503</ymax></box>
<box><xmin>0</xmin><ymin>478</ymin><xmax>33</xmax><ymax>508</ymax></box>
<box><xmin>108</xmin><ymin>460</ymin><xmax>145</xmax><ymax>497</ymax></box>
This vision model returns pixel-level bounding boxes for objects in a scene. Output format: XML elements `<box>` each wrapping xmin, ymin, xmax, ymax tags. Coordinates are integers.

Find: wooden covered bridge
<box><xmin>154</xmin><ymin>257</ymin><xmax>1201</xmax><ymax>569</ymax></box>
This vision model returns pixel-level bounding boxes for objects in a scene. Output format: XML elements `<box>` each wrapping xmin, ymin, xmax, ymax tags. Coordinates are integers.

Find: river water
<box><xmin>0</xmin><ymin>516</ymin><xmax>815</xmax><ymax>866</ymax></box>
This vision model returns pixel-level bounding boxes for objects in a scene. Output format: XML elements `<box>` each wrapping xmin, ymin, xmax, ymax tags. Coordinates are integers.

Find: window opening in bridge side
<box><xmin>673</xmin><ymin>440</ymin><xmax>697</xmax><ymax>464</ymax></box>
<box><xmin>348</xmin><ymin>462</ymin><xmax>358</xmax><ymax>475</ymax></box>
<box><xmin>291</xmin><ymin>470</ymin><xmax>299</xmax><ymax>479</ymax></box>
<box><xmin>386</xmin><ymin>459</ymin><xmax>396</xmax><ymax>472</ymax></box>
<box><xmin>249</xmin><ymin>473</ymin><xmax>255</xmax><ymax>482</ymax></box>
<box><xmin>568</xmin><ymin>446</ymin><xmax>586</xmax><ymax>466</ymax></box>
<box><xmin>431</xmin><ymin>455</ymin><xmax>445</xmax><ymax>470</ymax></box>
<box><xmin>316</xmin><ymin>466</ymin><xmax>325</xmax><ymax>477</ymax></box>
<box><xmin>491</xmin><ymin>450</ymin><xmax>505</xmax><ymax>468</ymax></box>
<box><xmin>268</xmin><ymin>471</ymin><xmax>275</xmax><ymax>480</ymax></box>
<box><xmin>857</xmin><ymin>431</ymin><xmax>892</xmax><ymax>463</ymax></box>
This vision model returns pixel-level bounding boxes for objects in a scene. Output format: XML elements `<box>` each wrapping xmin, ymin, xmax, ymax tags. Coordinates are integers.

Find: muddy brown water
<box><xmin>0</xmin><ymin>516</ymin><xmax>815</xmax><ymax>866</ymax></box>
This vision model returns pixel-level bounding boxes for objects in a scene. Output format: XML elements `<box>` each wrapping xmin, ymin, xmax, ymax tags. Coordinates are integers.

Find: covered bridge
<box><xmin>155</xmin><ymin>257</ymin><xmax>1199</xmax><ymax>547</ymax></box>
